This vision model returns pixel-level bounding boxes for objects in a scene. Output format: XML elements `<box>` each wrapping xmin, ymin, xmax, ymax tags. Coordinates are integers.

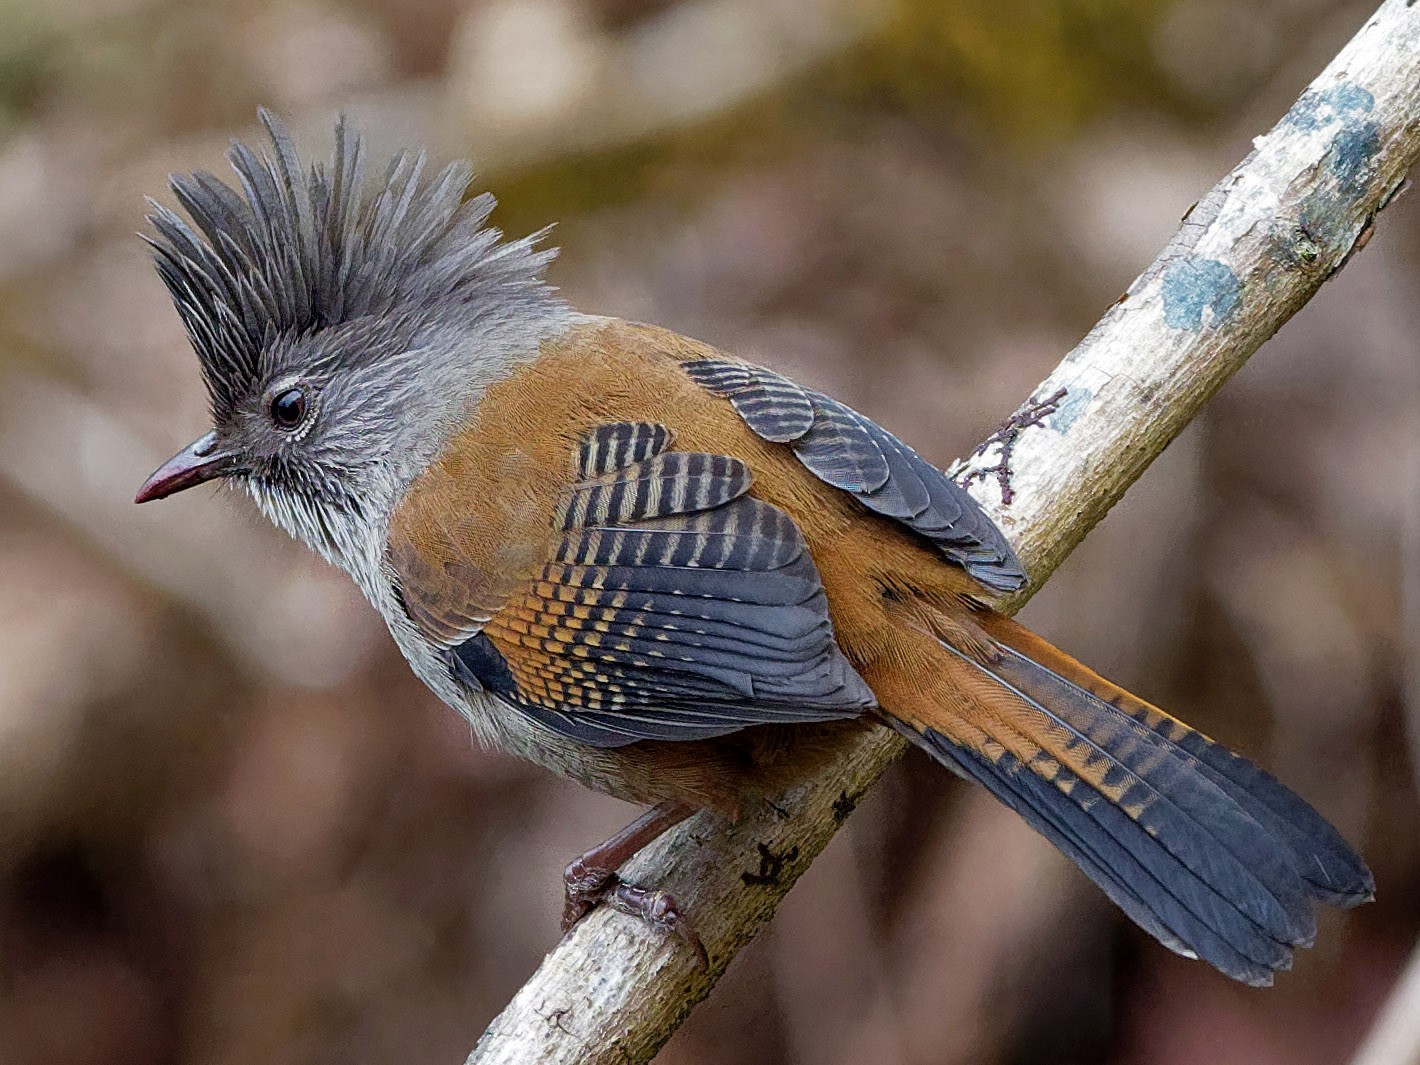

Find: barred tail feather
<box><xmin>884</xmin><ymin>613</ymin><xmax>1373</xmax><ymax>985</ymax></box>
<box><xmin>977</xmin><ymin>615</ymin><xmax>1375</xmax><ymax>909</ymax></box>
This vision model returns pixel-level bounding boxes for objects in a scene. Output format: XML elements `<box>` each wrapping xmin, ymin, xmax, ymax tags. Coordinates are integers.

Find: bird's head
<box><xmin>135</xmin><ymin>110</ymin><xmax>570</xmax><ymax>573</ymax></box>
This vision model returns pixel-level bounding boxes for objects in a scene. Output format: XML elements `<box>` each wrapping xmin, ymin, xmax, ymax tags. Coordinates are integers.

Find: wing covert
<box><xmin>681</xmin><ymin>358</ymin><xmax>1027</xmax><ymax>593</ymax></box>
<box><xmin>414</xmin><ymin>421</ymin><xmax>875</xmax><ymax>747</ymax></box>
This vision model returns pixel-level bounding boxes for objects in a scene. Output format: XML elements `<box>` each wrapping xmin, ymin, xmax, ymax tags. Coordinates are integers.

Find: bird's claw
<box><xmin>561</xmin><ymin>856</ymin><xmax>616</xmax><ymax>932</ymax></box>
<box><xmin>561</xmin><ymin>863</ymin><xmax>708</xmax><ymax>969</ymax></box>
<box><xmin>606</xmin><ymin>883</ymin><xmax>710</xmax><ymax>970</ymax></box>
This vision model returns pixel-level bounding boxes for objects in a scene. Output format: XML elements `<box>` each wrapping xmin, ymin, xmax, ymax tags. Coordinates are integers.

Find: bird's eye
<box><xmin>270</xmin><ymin>387</ymin><xmax>307</xmax><ymax>430</ymax></box>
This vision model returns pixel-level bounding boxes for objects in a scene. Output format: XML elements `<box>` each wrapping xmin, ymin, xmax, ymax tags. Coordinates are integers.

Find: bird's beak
<box><xmin>134</xmin><ymin>430</ymin><xmax>241</xmax><ymax>503</ymax></box>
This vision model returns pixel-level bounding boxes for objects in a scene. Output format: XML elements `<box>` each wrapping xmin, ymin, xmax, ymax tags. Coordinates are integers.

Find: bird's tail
<box><xmin>865</xmin><ymin>606</ymin><xmax>1373</xmax><ymax>985</ymax></box>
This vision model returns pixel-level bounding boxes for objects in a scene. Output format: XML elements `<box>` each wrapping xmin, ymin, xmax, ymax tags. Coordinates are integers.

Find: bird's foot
<box><xmin>561</xmin><ymin>855</ymin><xmax>617</xmax><ymax>931</ymax></box>
<box><xmin>561</xmin><ymin>859</ymin><xmax>708</xmax><ymax>969</ymax></box>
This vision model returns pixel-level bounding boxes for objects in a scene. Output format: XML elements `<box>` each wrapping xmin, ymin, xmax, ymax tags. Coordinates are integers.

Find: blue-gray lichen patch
<box><xmin>1161</xmin><ymin>258</ymin><xmax>1241</xmax><ymax>330</ymax></box>
<box><xmin>1329</xmin><ymin>120</ymin><xmax>1382</xmax><ymax>196</ymax></box>
<box><xmin>1284</xmin><ymin>82</ymin><xmax>1381</xmax><ymax>194</ymax></box>
<box><xmin>1284</xmin><ymin>83</ymin><xmax>1375</xmax><ymax>132</ymax></box>
<box><xmin>1283</xmin><ymin>82</ymin><xmax>1382</xmax><ymax>256</ymax></box>
<box><xmin>1048</xmin><ymin>384</ymin><xmax>1092</xmax><ymax>434</ymax></box>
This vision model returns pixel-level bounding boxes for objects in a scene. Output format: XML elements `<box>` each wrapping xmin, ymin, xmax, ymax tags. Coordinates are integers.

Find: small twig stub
<box><xmin>741</xmin><ymin>842</ymin><xmax>801</xmax><ymax>886</ymax></box>
<box><xmin>960</xmin><ymin>387</ymin><xmax>1068</xmax><ymax>504</ymax></box>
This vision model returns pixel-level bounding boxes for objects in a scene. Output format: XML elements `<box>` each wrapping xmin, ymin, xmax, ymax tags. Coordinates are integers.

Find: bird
<box><xmin>135</xmin><ymin>111</ymin><xmax>1372</xmax><ymax>985</ymax></box>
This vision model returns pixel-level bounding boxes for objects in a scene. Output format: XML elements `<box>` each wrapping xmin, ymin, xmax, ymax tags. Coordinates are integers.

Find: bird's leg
<box><xmin>561</xmin><ymin>801</ymin><xmax>704</xmax><ymax>964</ymax></box>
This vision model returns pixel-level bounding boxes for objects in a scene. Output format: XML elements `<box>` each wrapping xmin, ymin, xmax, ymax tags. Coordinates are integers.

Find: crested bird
<box><xmin>136</xmin><ymin>112</ymin><xmax>1373</xmax><ymax>984</ymax></box>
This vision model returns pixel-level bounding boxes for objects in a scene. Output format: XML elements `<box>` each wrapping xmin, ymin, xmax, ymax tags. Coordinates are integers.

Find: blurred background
<box><xmin>0</xmin><ymin>0</ymin><xmax>1416</xmax><ymax>1062</ymax></box>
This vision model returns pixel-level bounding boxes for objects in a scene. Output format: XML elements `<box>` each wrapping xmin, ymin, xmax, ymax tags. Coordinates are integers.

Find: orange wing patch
<box><xmin>396</xmin><ymin>419</ymin><xmax>876</xmax><ymax>747</ymax></box>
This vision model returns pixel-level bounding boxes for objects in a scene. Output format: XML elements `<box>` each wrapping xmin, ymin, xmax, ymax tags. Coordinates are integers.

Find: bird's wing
<box><xmin>388</xmin><ymin>420</ymin><xmax>875</xmax><ymax>748</ymax></box>
<box><xmin>681</xmin><ymin>358</ymin><xmax>1026</xmax><ymax>593</ymax></box>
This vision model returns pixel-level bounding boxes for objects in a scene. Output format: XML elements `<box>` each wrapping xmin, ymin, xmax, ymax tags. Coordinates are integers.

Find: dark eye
<box><xmin>270</xmin><ymin>387</ymin><xmax>307</xmax><ymax>430</ymax></box>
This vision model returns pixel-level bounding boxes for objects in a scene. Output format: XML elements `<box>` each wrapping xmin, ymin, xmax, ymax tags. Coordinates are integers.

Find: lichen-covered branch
<box><xmin>469</xmin><ymin>2</ymin><xmax>1420</xmax><ymax>1061</ymax></box>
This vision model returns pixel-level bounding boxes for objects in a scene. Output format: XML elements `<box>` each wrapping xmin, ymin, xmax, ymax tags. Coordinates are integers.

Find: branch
<box><xmin>1348</xmin><ymin>938</ymin><xmax>1420</xmax><ymax>1065</ymax></box>
<box><xmin>470</xmin><ymin>3</ymin><xmax>1420</xmax><ymax>1061</ymax></box>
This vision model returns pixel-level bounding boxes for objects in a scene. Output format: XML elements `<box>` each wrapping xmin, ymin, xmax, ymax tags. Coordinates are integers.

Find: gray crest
<box><xmin>145</xmin><ymin>109</ymin><xmax>558</xmax><ymax>419</ymax></box>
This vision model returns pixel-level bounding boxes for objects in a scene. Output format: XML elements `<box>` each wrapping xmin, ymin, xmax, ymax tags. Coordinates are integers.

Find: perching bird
<box><xmin>136</xmin><ymin>112</ymin><xmax>1372</xmax><ymax>985</ymax></box>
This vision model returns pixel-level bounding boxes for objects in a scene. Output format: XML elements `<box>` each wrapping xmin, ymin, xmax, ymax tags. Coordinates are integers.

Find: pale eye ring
<box><xmin>269</xmin><ymin>387</ymin><xmax>308</xmax><ymax>430</ymax></box>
